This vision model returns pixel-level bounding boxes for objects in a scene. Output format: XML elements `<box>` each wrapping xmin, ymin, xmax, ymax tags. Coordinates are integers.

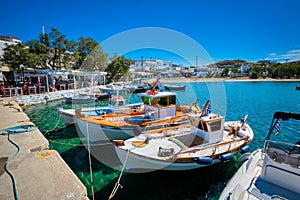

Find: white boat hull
<box><xmin>115</xmin><ymin>146</ymin><xmax>220</xmax><ymax>171</ymax></box>
<box><xmin>59</xmin><ymin>110</ymin><xmax>75</xmax><ymax>125</ymax></box>
<box><xmin>75</xmin><ymin>117</ymin><xmax>136</xmax><ymax>142</ymax></box>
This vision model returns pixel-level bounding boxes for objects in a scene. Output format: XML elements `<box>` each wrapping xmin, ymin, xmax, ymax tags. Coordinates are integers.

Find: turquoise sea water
<box><xmin>24</xmin><ymin>81</ymin><xmax>300</xmax><ymax>199</ymax></box>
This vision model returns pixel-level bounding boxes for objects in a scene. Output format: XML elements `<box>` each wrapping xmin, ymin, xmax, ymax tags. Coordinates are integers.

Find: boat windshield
<box><xmin>141</xmin><ymin>95</ymin><xmax>176</xmax><ymax>106</ymax></box>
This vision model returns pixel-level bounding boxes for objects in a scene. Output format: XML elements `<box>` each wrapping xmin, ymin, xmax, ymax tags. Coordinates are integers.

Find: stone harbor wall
<box><xmin>15</xmin><ymin>86</ymin><xmax>101</xmax><ymax>107</ymax></box>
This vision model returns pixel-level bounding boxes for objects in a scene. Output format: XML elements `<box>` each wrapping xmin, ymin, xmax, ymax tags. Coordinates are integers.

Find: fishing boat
<box><xmin>64</xmin><ymin>95</ymin><xmax>96</xmax><ymax>104</ymax></box>
<box><xmin>164</xmin><ymin>84</ymin><xmax>186</xmax><ymax>91</ymax></box>
<box><xmin>219</xmin><ymin>112</ymin><xmax>300</xmax><ymax>200</ymax></box>
<box><xmin>59</xmin><ymin>95</ymin><xmax>143</xmax><ymax>125</ymax></box>
<box><xmin>113</xmin><ymin>113</ymin><xmax>253</xmax><ymax>171</ymax></box>
<box><xmin>94</xmin><ymin>90</ymin><xmax>112</xmax><ymax>100</ymax></box>
<box><xmin>74</xmin><ymin>79</ymin><xmax>202</xmax><ymax>142</ymax></box>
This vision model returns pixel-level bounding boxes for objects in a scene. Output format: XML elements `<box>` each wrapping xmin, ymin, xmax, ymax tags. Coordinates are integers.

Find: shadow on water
<box><xmin>46</xmin><ymin>125</ymin><xmax>239</xmax><ymax>200</ymax></box>
<box><xmin>96</xmin><ymin>159</ymin><xmax>239</xmax><ymax>200</ymax></box>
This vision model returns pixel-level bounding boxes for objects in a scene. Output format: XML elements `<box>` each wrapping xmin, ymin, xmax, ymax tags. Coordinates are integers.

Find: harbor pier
<box><xmin>0</xmin><ymin>97</ymin><xmax>88</xmax><ymax>200</ymax></box>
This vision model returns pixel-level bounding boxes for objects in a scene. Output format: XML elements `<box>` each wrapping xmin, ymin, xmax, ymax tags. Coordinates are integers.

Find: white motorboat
<box><xmin>219</xmin><ymin>112</ymin><xmax>300</xmax><ymax>200</ymax></box>
<box><xmin>113</xmin><ymin>113</ymin><xmax>253</xmax><ymax>171</ymax></box>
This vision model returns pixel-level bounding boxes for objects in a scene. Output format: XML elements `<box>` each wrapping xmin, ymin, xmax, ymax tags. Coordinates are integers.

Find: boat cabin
<box><xmin>190</xmin><ymin>115</ymin><xmax>225</xmax><ymax>143</ymax></box>
<box><xmin>138</xmin><ymin>91</ymin><xmax>176</xmax><ymax>119</ymax></box>
<box><xmin>109</xmin><ymin>96</ymin><xmax>126</xmax><ymax>107</ymax></box>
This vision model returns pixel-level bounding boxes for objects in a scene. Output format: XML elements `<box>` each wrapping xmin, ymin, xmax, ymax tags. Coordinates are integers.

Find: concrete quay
<box><xmin>0</xmin><ymin>98</ymin><xmax>88</xmax><ymax>200</ymax></box>
<box><xmin>15</xmin><ymin>86</ymin><xmax>101</xmax><ymax>107</ymax></box>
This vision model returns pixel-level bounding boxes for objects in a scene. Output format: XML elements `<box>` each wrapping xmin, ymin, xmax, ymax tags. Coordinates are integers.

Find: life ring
<box><xmin>146</xmin><ymin>91</ymin><xmax>158</xmax><ymax>95</ymax></box>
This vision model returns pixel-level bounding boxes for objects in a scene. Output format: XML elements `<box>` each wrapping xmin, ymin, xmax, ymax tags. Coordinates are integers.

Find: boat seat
<box><xmin>288</xmin><ymin>154</ymin><xmax>300</xmax><ymax>168</ymax></box>
<box><xmin>267</xmin><ymin>147</ymin><xmax>287</xmax><ymax>163</ymax></box>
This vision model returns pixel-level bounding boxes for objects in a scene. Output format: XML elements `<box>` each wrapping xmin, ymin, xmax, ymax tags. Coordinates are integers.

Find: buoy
<box><xmin>239</xmin><ymin>145</ymin><xmax>250</xmax><ymax>154</ymax></box>
<box><xmin>193</xmin><ymin>157</ymin><xmax>213</xmax><ymax>164</ymax></box>
<box><xmin>219</xmin><ymin>152</ymin><xmax>234</xmax><ymax>161</ymax></box>
<box><xmin>237</xmin><ymin>152</ymin><xmax>251</xmax><ymax>163</ymax></box>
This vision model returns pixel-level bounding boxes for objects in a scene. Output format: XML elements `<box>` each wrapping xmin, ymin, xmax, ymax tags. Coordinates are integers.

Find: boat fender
<box><xmin>95</xmin><ymin>109</ymin><xmax>106</xmax><ymax>116</ymax></box>
<box><xmin>219</xmin><ymin>152</ymin><xmax>234</xmax><ymax>162</ymax></box>
<box><xmin>237</xmin><ymin>152</ymin><xmax>251</xmax><ymax>163</ymax></box>
<box><xmin>193</xmin><ymin>157</ymin><xmax>213</xmax><ymax>164</ymax></box>
<box><xmin>239</xmin><ymin>145</ymin><xmax>250</xmax><ymax>154</ymax></box>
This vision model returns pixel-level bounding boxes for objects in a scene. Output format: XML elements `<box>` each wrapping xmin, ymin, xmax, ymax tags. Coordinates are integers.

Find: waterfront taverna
<box><xmin>0</xmin><ymin>69</ymin><xmax>107</xmax><ymax>97</ymax></box>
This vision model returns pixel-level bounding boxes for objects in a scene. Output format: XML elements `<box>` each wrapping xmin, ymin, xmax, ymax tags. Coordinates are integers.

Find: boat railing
<box><xmin>180</xmin><ymin>136</ymin><xmax>249</xmax><ymax>155</ymax></box>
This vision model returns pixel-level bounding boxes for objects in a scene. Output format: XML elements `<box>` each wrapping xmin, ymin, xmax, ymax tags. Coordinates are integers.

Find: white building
<box><xmin>0</xmin><ymin>36</ymin><xmax>21</xmax><ymax>58</ymax></box>
<box><xmin>0</xmin><ymin>36</ymin><xmax>22</xmax><ymax>68</ymax></box>
<box><xmin>131</xmin><ymin>59</ymin><xmax>172</xmax><ymax>72</ymax></box>
<box><xmin>240</xmin><ymin>64</ymin><xmax>251</xmax><ymax>74</ymax></box>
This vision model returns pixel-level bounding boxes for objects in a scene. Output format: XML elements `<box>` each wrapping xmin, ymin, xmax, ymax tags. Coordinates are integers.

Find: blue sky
<box><xmin>1</xmin><ymin>0</ymin><xmax>300</xmax><ymax>65</ymax></box>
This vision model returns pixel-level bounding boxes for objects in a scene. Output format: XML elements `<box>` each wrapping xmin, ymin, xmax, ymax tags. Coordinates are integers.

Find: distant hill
<box><xmin>214</xmin><ymin>59</ymin><xmax>247</xmax><ymax>66</ymax></box>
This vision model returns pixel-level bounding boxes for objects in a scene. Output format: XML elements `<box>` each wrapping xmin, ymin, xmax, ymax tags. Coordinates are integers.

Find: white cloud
<box><xmin>265</xmin><ymin>49</ymin><xmax>300</xmax><ymax>62</ymax></box>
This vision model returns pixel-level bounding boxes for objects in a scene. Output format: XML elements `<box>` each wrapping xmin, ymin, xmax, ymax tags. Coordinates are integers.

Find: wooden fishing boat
<box><xmin>59</xmin><ymin>95</ymin><xmax>143</xmax><ymax>125</ymax></box>
<box><xmin>164</xmin><ymin>84</ymin><xmax>186</xmax><ymax>91</ymax></box>
<box><xmin>219</xmin><ymin>112</ymin><xmax>300</xmax><ymax>200</ymax></box>
<box><xmin>113</xmin><ymin>113</ymin><xmax>253</xmax><ymax>171</ymax></box>
<box><xmin>74</xmin><ymin>79</ymin><xmax>202</xmax><ymax>142</ymax></box>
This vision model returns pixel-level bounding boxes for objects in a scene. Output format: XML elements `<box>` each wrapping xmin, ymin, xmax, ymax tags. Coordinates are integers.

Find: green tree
<box><xmin>76</xmin><ymin>37</ymin><xmax>99</xmax><ymax>68</ymax></box>
<box><xmin>221</xmin><ymin>66</ymin><xmax>229</xmax><ymax>77</ymax></box>
<box><xmin>80</xmin><ymin>45</ymin><xmax>107</xmax><ymax>71</ymax></box>
<box><xmin>1</xmin><ymin>43</ymin><xmax>29</xmax><ymax>70</ymax></box>
<box><xmin>105</xmin><ymin>56</ymin><xmax>131</xmax><ymax>83</ymax></box>
<box><xmin>47</xmin><ymin>28</ymin><xmax>71</xmax><ymax>69</ymax></box>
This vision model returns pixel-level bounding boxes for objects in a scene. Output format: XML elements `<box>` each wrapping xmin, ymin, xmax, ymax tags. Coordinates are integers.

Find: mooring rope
<box><xmin>47</xmin><ymin>140</ymin><xmax>112</xmax><ymax>147</ymax></box>
<box><xmin>108</xmin><ymin>149</ymin><xmax>130</xmax><ymax>200</ymax></box>
<box><xmin>42</xmin><ymin>113</ymin><xmax>64</xmax><ymax>135</ymax></box>
<box><xmin>86</xmin><ymin>115</ymin><xmax>95</xmax><ymax>200</ymax></box>
<box><xmin>108</xmin><ymin>139</ymin><xmax>148</xmax><ymax>200</ymax></box>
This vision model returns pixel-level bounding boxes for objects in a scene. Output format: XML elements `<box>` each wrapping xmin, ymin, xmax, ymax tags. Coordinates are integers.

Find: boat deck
<box><xmin>78</xmin><ymin>110</ymin><xmax>188</xmax><ymax>127</ymax></box>
<box><xmin>249</xmin><ymin>177</ymin><xmax>300</xmax><ymax>200</ymax></box>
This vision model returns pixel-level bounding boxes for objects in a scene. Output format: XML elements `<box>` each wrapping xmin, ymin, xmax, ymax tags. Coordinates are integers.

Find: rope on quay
<box><xmin>0</xmin><ymin>125</ymin><xmax>38</xmax><ymax>200</ymax></box>
<box><xmin>5</xmin><ymin>131</ymin><xmax>21</xmax><ymax>200</ymax></box>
